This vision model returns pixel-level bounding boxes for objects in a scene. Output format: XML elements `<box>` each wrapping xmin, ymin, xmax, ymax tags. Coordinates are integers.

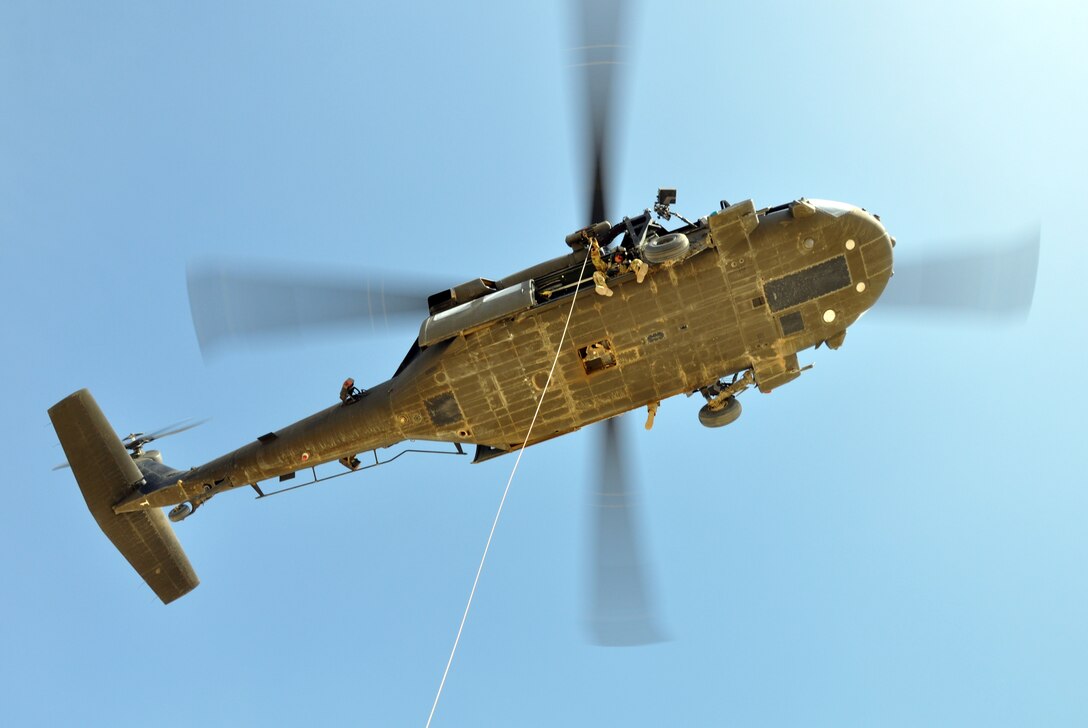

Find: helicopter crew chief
<box><xmin>593</xmin><ymin>270</ymin><xmax>614</xmax><ymax>297</ymax></box>
<box><xmin>590</xmin><ymin>238</ymin><xmax>615</xmax><ymax>297</ymax></box>
<box><xmin>590</xmin><ymin>237</ymin><xmax>650</xmax><ymax>297</ymax></box>
<box><xmin>612</xmin><ymin>249</ymin><xmax>649</xmax><ymax>284</ymax></box>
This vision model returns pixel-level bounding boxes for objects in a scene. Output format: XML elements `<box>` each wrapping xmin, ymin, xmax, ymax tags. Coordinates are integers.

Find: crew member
<box><xmin>611</xmin><ymin>248</ymin><xmax>649</xmax><ymax>284</ymax></box>
<box><xmin>590</xmin><ymin>238</ymin><xmax>615</xmax><ymax>297</ymax></box>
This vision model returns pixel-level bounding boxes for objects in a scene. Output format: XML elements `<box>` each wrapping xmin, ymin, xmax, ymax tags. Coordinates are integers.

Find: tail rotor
<box><xmin>53</xmin><ymin>418</ymin><xmax>207</xmax><ymax>471</ymax></box>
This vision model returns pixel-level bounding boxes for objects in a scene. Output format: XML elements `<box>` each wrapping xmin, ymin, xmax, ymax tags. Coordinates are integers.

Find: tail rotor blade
<box><xmin>878</xmin><ymin>228</ymin><xmax>1040</xmax><ymax>320</ymax></box>
<box><xmin>144</xmin><ymin>418</ymin><xmax>209</xmax><ymax>441</ymax></box>
<box><xmin>118</xmin><ymin>419</ymin><xmax>209</xmax><ymax>459</ymax></box>
<box><xmin>187</xmin><ymin>261</ymin><xmax>441</xmax><ymax>358</ymax></box>
<box><xmin>54</xmin><ymin>419</ymin><xmax>206</xmax><ymax>471</ymax></box>
<box><xmin>587</xmin><ymin>415</ymin><xmax>666</xmax><ymax>646</ymax></box>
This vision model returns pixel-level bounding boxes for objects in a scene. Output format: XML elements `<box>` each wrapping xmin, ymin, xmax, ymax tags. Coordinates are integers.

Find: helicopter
<box><xmin>48</xmin><ymin>0</ymin><xmax>1037</xmax><ymax>647</ymax></box>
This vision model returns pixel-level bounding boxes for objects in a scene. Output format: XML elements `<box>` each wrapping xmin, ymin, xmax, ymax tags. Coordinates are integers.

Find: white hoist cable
<box><xmin>425</xmin><ymin>253</ymin><xmax>591</xmax><ymax>727</ymax></box>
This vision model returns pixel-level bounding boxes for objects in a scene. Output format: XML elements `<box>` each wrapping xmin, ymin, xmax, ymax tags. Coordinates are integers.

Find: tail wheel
<box><xmin>698</xmin><ymin>397</ymin><xmax>742</xmax><ymax>428</ymax></box>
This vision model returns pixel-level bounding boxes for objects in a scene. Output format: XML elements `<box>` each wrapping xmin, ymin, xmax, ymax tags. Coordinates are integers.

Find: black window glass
<box><xmin>779</xmin><ymin>311</ymin><xmax>804</xmax><ymax>335</ymax></box>
<box><xmin>764</xmin><ymin>256</ymin><xmax>851</xmax><ymax>312</ymax></box>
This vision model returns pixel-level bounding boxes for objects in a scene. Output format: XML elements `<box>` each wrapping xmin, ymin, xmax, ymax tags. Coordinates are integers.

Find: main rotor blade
<box><xmin>573</xmin><ymin>0</ymin><xmax>628</xmax><ymax>225</ymax></box>
<box><xmin>187</xmin><ymin>262</ymin><xmax>441</xmax><ymax>358</ymax></box>
<box><xmin>877</xmin><ymin>229</ymin><xmax>1040</xmax><ymax>320</ymax></box>
<box><xmin>587</xmin><ymin>415</ymin><xmax>666</xmax><ymax>646</ymax></box>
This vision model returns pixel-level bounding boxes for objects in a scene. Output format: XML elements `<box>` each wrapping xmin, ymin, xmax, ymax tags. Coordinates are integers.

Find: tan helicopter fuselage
<box><xmin>115</xmin><ymin>198</ymin><xmax>893</xmax><ymax>514</ymax></box>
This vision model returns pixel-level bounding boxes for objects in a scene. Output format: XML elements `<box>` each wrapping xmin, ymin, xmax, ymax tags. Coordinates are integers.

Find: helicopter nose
<box><xmin>806</xmin><ymin>200</ymin><xmax>894</xmax><ymax>301</ymax></box>
<box><xmin>853</xmin><ymin>209</ymin><xmax>894</xmax><ymax>305</ymax></box>
<box><xmin>806</xmin><ymin>201</ymin><xmax>893</xmax><ymax>326</ymax></box>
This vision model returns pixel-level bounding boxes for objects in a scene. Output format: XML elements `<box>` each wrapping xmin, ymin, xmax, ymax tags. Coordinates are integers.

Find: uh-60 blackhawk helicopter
<box><xmin>49</xmin><ymin>0</ymin><xmax>1037</xmax><ymax>644</ymax></box>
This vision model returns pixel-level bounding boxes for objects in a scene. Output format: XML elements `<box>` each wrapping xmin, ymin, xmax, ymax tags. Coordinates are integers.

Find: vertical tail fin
<box><xmin>49</xmin><ymin>389</ymin><xmax>199</xmax><ymax>604</ymax></box>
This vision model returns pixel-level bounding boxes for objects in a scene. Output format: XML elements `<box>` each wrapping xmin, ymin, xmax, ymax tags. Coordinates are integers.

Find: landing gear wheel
<box><xmin>641</xmin><ymin>232</ymin><xmax>690</xmax><ymax>263</ymax></box>
<box><xmin>168</xmin><ymin>502</ymin><xmax>193</xmax><ymax>523</ymax></box>
<box><xmin>698</xmin><ymin>397</ymin><xmax>742</xmax><ymax>428</ymax></box>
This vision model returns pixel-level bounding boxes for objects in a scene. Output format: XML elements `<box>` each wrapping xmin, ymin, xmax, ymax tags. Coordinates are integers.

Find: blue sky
<box><xmin>3</xmin><ymin>1</ymin><xmax>1087</xmax><ymax>726</ymax></box>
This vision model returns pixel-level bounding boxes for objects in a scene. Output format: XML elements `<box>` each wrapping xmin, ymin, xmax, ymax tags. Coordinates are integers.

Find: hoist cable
<box><xmin>425</xmin><ymin>254</ymin><xmax>591</xmax><ymax>727</ymax></box>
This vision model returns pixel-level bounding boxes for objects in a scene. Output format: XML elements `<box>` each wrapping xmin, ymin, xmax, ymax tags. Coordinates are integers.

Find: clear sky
<box><xmin>3</xmin><ymin>1</ymin><xmax>1087</xmax><ymax>726</ymax></box>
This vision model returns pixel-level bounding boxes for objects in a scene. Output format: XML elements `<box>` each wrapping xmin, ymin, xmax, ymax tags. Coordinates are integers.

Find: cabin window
<box><xmin>779</xmin><ymin>311</ymin><xmax>804</xmax><ymax>335</ymax></box>
<box><xmin>763</xmin><ymin>256</ymin><xmax>851</xmax><ymax>312</ymax></box>
<box><xmin>426</xmin><ymin>392</ymin><xmax>463</xmax><ymax>427</ymax></box>
<box><xmin>579</xmin><ymin>339</ymin><xmax>617</xmax><ymax>374</ymax></box>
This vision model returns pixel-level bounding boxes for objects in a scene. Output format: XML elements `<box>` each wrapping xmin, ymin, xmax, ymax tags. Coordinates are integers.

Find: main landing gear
<box><xmin>168</xmin><ymin>502</ymin><xmax>195</xmax><ymax>522</ymax></box>
<box><xmin>699</xmin><ymin>397</ymin><xmax>742</xmax><ymax>428</ymax></box>
<box><xmin>697</xmin><ymin>370</ymin><xmax>754</xmax><ymax>429</ymax></box>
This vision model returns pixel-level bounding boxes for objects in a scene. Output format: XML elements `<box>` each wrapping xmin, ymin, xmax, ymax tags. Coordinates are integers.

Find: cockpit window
<box><xmin>806</xmin><ymin>199</ymin><xmax>857</xmax><ymax>217</ymax></box>
<box><xmin>764</xmin><ymin>256</ymin><xmax>852</xmax><ymax>312</ymax></box>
